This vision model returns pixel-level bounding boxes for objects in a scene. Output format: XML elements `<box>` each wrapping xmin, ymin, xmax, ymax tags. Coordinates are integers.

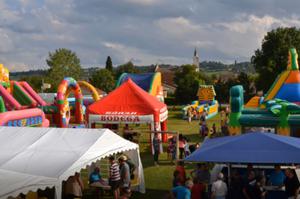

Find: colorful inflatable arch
<box><xmin>77</xmin><ymin>81</ymin><xmax>101</xmax><ymax>101</ymax></box>
<box><xmin>56</xmin><ymin>77</ymin><xmax>84</xmax><ymax>127</ymax></box>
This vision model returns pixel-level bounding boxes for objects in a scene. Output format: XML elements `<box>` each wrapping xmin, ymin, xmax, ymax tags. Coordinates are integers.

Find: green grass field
<box><xmin>131</xmin><ymin>106</ymin><xmax>221</xmax><ymax>199</ymax></box>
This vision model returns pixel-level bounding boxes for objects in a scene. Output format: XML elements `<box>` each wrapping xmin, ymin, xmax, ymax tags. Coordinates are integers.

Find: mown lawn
<box><xmin>131</xmin><ymin>106</ymin><xmax>221</xmax><ymax>199</ymax></box>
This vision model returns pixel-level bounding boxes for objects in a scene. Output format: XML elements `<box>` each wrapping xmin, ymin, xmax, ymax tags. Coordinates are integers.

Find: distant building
<box><xmin>81</xmin><ymin>67</ymin><xmax>100</xmax><ymax>80</ymax></box>
<box><xmin>193</xmin><ymin>48</ymin><xmax>200</xmax><ymax>72</ymax></box>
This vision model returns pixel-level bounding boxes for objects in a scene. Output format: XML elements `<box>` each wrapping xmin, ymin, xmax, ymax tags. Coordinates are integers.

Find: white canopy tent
<box><xmin>0</xmin><ymin>127</ymin><xmax>145</xmax><ymax>199</ymax></box>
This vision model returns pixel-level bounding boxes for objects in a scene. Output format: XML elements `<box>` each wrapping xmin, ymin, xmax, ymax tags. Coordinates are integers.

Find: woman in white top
<box><xmin>211</xmin><ymin>172</ymin><xmax>227</xmax><ymax>199</ymax></box>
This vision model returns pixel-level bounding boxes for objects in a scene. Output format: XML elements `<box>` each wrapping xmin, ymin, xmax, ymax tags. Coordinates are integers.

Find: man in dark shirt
<box><xmin>284</xmin><ymin>168</ymin><xmax>300</xmax><ymax>199</ymax></box>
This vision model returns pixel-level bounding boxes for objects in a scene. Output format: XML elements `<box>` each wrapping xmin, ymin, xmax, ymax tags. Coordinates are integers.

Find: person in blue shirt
<box><xmin>172</xmin><ymin>180</ymin><xmax>193</xmax><ymax>199</ymax></box>
<box><xmin>269</xmin><ymin>165</ymin><xmax>286</xmax><ymax>187</ymax></box>
<box><xmin>89</xmin><ymin>167</ymin><xmax>102</xmax><ymax>184</ymax></box>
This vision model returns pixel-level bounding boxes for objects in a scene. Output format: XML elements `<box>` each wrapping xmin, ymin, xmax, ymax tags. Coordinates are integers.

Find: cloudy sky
<box><xmin>1</xmin><ymin>0</ymin><xmax>300</xmax><ymax>71</ymax></box>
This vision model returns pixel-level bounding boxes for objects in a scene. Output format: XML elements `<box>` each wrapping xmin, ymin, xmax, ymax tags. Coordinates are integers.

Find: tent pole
<box><xmin>227</xmin><ymin>163</ymin><xmax>231</xmax><ymax>196</ymax></box>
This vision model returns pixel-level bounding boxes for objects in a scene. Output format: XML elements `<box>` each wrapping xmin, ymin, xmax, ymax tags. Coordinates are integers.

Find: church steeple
<box><xmin>194</xmin><ymin>48</ymin><xmax>197</xmax><ymax>56</ymax></box>
<box><xmin>193</xmin><ymin>48</ymin><xmax>200</xmax><ymax>72</ymax></box>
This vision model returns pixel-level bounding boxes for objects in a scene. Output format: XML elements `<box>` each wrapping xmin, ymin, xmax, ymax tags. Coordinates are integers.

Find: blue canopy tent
<box><xmin>185</xmin><ymin>132</ymin><xmax>300</xmax><ymax>164</ymax></box>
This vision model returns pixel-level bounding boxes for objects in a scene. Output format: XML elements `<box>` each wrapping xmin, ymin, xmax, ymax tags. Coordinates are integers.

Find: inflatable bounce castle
<box><xmin>182</xmin><ymin>85</ymin><xmax>219</xmax><ymax>120</ymax></box>
<box><xmin>116</xmin><ymin>72</ymin><xmax>164</xmax><ymax>102</ymax></box>
<box><xmin>0</xmin><ymin>63</ymin><xmax>100</xmax><ymax>128</ymax></box>
<box><xmin>0</xmin><ymin>64</ymin><xmax>49</xmax><ymax>127</ymax></box>
<box><xmin>229</xmin><ymin>48</ymin><xmax>300</xmax><ymax>137</ymax></box>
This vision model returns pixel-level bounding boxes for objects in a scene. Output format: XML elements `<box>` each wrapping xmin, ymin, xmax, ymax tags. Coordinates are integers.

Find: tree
<box><xmin>90</xmin><ymin>69</ymin><xmax>115</xmax><ymax>93</ymax></box>
<box><xmin>174</xmin><ymin>64</ymin><xmax>205</xmax><ymax>104</ymax></box>
<box><xmin>105</xmin><ymin>56</ymin><xmax>113</xmax><ymax>72</ymax></box>
<box><xmin>46</xmin><ymin>48</ymin><xmax>82</xmax><ymax>90</ymax></box>
<box><xmin>252</xmin><ymin>27</ymin><xmax>300</xmax><ymax>92</ymax></box>
<box><xmin>20</xmin><ymin>76</ymin><xmax>44</xmax><ymax>92</ymax></box>
<box><xmin>214</xmin><ymin>77</ymin><xmax>238</xmax><ymax>103</ymax></box>
<box><xmin>237</xmin><ymin>72</ymin><xmax>255</xmax><ymax>102</ymax></box>
<box><xmin>115</xmin><ymin>61</ymin><xmax>138</xmax><ymax>79</ymax></box>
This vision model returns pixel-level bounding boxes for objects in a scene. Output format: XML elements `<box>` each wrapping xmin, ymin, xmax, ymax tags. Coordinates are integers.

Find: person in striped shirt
<box><xmin>109</xmin><ymin>156</ymin><xmax>121</xmax><ymax>199</ymax></box>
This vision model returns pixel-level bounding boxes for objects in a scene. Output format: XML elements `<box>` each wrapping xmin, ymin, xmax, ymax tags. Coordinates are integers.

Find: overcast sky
<box><xmin>1</xmin><ymin>0</ymin><xmax>300</xmax><ymax>71</ymax></box>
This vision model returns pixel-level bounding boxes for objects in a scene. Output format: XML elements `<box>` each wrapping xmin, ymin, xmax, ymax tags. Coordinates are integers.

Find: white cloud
<box><xmin>155</xmin><ymin>17</ymin><xmax>201</xmax><ymax>37</ymax></box>
<box><xmin>2</xmin><ymin>1</ymin><xmax>300</xmax><ymax>70</ymax></box>
<box><xmin>124</xmin><ymin>0</ymin><xmax>160</xmax><ymax>6</ymax></box>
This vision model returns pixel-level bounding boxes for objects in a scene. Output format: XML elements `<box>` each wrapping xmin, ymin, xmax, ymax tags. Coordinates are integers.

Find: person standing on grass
<box><xmin>172</xmin><ymin>180</ymin><xmax>193</xmax><ymax>199</ymax></box>
<box><xmin>191</xmin><ymin>177</ymin><xmax>206</xmax><ymax>199</ymax></box>
<box><xmin>175</xmin><ymin>161</ymin><xmax>187</xmax><ymax>185</ymax></box>
<box><xmin>153</xmin><ymin>132</ymin><xmax>161</xmax><ymax>166</ymax></box>
<box><xmin>211</xmin><ymin>172</ymin><xmax>227</xmax><ymax>199</ymax></box>
<box><xmin>118</xmin><ymin>156</ymin><xmax>131</xmax><ymax>197</ymax></box>
<box><xmin>187</xmin><ymin>107</ymin><xmax>193</xmax><ymax>123</ymax></box>
<box><xmin>179</xmin><ymin>134</ymin><xmax>185</xmax><ymax>159</ymax></box>
<box><xmin>109</xmin><ymin>156</ymin><xmax>121</xmax><ymax>199</ymax></box>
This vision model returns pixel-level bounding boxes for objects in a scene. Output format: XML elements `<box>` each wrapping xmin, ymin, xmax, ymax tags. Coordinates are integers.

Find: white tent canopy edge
<box><xmin>0</xmin><ymin>127</ymin><xmax>145</xmax><ymax>199</ymax></box>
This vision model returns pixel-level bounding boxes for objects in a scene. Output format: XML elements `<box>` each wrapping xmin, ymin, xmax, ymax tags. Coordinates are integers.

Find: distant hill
<box><xmin>9</xmin><ymin>61</ymin><xmax>255</xmax><ymax>80</ymax></box>
<box><xmin>200</xmin><ymin>61</ymin><xmax>255</xmax><ymax>73</ymax></box>
<box><xmin>10</xmin><ymin>70</ymin><xmax>47</xmax><ymax>80</ymax></box>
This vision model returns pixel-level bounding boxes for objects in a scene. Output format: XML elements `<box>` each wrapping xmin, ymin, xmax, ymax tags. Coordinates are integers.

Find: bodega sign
<box><xmin>88</xmin><ymin>114</ymin><xmax>154</xmax><ymax>124</ymax></box>
<box><xmin>100</xmin><ymin>115</ymin><xmax>140</xmax><ymax>122</ymax></box>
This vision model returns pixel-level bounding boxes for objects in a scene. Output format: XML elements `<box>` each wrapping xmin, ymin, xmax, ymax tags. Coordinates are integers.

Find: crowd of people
<box><xmin>63</xmin><ymin>155</ymin><xmax>135</xmax><ymax>199</ymax></box>
<box><xmin>168</xmin><ymin>162</ymin><xmax>300</xmax><ymax>199</ymax></box>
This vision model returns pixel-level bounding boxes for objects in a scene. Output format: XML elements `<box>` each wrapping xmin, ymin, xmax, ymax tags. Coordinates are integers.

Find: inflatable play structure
<box><xmin>43</xmin><ymin>77</ymin><xmax>101</xmax><ymax>128</ymax></box>
<box><xmin>182</xmin><ymin>85</ymin><xmax>219</xmax><ymax>120</ymax></box>
<box><xmin>229</xmin><ymin>48</ymin><xmax>300</xmax><ymax>137</ymax></box>
<box><xmin>116</xmin><ymin>72</ymin><xmax>164</xmax><ymax>102</ymax></box>
<box><xmin>0</xmin><ymin>64</ymin><xmax>49</xmax><ymax>127</ymax></box>
<box><xmin>0</xmin><ymin>63</ymin><xmax>100</xmax><ymax>128</ymax></box>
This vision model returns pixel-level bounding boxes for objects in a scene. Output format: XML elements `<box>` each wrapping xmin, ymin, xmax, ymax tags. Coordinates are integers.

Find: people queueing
<box><xmin>190</xmin><ymin>163</ymin><xmax>211</xmax><ymax>198</ymax></box>
<box><xmin>243</xmin><ymin>170</ymin><xmax>257</xmax><ymax>199</ymax></box>
<box><xmin>252</xmin><ymin>175</ymin><xmax>267</xmax><ymax>199</ymax></box>
<box><xmin>173</xmin><ymin>170</ymin><xmax>181</xmax><ymax>187</ymax></box>
<box><xmin>109</xmin><ymin>156</ymin><xmax>121</xmax><ymax>199</ymax></box>
<box><xmin>175</xmin><ymin>161</ymin><xmax>187</xmax><ymax>185</ymax></box>
<box><xmin>268</xmin><ymin>165</ymin><xmax>285</xmax><ymax>187</ymax></box>
<box><xmin>211</xmin><ymin>172</ymin><xmax>227</xmax><ymax>199</ymax></box>
<box><xmin>172</xmin><ymin>180</ymin><xmax>193</xmax><ymax>199</ymax></box>
<box><xmin>152</xmin><ymin>133</ymin><xmax>161</xmax><ymax>166</ymax></box>
<box><xmin>64</xmin><ymin>172</ymin><xmax>84</xmax><ymax>199</ymax></box>
<box><xmin>284</xmin><ymin>168</ymin><xmax>300</xmax><ymax>199</ymax></box>
<box><xmin>118</xmin><ymin>156</ymin><xmax>131</xmax><ymax>197</ymax></box>
<box><xmin>229</xmin><ymin>170</ymin><xmax>244</xmax><ymax>199</ymax></box>
<box><xmin>191</xmin><ymin>177</ymin><xmax>206</xmax><ymax>199</ymax></box>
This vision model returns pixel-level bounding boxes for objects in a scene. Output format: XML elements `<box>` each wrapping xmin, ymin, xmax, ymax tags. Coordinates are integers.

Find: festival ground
<box><xmin>129</xmin><ymin>106</ymin><xmax>220</xmax><ymax>199</ymax></box>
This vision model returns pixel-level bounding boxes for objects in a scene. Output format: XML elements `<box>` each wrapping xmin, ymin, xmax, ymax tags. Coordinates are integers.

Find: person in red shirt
<box><xmin>175</xmin><ymin>161</ymin><xmax>186</xmax><ymax>184</ymax></box>
<box><xmin>191</xmin><ymin>177</ymin><xmax>206</xmax><ymax>199</ymax></box>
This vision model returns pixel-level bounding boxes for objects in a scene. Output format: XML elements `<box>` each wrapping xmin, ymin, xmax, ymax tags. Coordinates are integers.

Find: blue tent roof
<box><xmin>185</xmin><ymin>132</ymin><xmax>300</xmax><ymax>164</ymax></box>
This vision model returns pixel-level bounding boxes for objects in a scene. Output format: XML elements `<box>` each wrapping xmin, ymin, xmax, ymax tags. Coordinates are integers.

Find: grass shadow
<box><xmin>131</xmin><ymin>189</ymin><xmax>170</xmax><ymax>199</ymax></box>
